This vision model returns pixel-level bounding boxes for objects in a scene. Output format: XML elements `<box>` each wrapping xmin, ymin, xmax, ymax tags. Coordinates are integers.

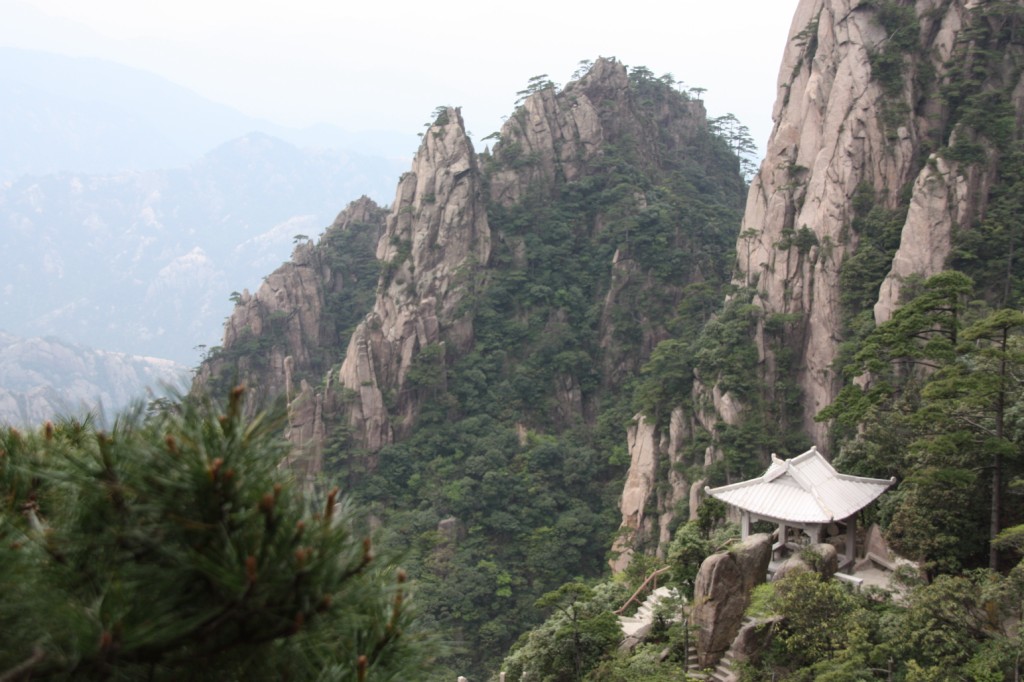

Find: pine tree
<box><xmin>0</xmin><ymin>387</ymin><xmax>439</xmax><ymax>680</ymax></box>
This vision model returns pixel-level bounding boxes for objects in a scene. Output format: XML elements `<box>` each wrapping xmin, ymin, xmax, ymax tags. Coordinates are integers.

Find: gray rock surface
<box><xmin>693</xmin><ymin>534</ymin><xmax>771</xmax><ymax>667</ymax></box>
<box><xmin>710</xmin><ymin>0</ymin><xmax>1001</xmax><ymax>452</ymax></box>
<box><xmin>337</xmin><ymin>107</ymin><xmax>490</xmax><ymax>450</ymax></box>
<box><xmin>772</xmin><ymin>543</ymin><xmax>838</xmax><ymax>581</ymax></box>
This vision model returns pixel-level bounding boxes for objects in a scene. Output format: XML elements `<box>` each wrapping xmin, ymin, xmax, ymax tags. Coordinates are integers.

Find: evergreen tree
<box><xmin>0</xmin><ymin>388</ymin><xmax>438</xmax><ymax>680</ymax></box>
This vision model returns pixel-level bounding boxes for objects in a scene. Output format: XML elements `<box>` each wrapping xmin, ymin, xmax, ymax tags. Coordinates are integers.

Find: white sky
<box><xmin>2</xmin><ymin>0</ymin><xmax>801</xmax><ymax>155</ymax></box>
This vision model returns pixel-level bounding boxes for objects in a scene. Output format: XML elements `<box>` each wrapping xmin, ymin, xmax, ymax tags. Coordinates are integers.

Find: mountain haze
<box><xmin>0</xmin><ymin>47</ymin><xmax>417</xmax><ymax>178</ymax></box>
<box><xmin>1</xmin><ymin>133</ymin><xmax>408</xmax><ymax>364</ymax></box>
<box><xmin>0</xmin><ymin>330</ymin><xmax>187</xmax><ymax>427</ymax></box>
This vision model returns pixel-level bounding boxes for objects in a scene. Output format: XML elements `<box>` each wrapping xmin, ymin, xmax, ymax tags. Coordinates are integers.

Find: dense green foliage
<box><xmin>820</xmin><ymin>272</ymin><xmax>1024</xmax><ymax>574</ymax></box>
<box><xmin>742</xmin><ymin>567</ymin><xmax>1024</xmax><ymax>681</ymax></box>
<box><xmin>0</xmin><ymin>391</ymin><xmax>438</xmax><ymax>680</ymax></box>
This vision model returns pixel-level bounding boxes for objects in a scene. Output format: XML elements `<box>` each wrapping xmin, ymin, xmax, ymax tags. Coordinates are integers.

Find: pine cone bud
<box><xmin>325</xmin><ymin>486</ymin><xmax>339</xmax><ymax>521</ymax></box>
<box><xmin>208</xmin><ymin>458</ymin><xmax>224</xmax><ymax>481</ymax></box>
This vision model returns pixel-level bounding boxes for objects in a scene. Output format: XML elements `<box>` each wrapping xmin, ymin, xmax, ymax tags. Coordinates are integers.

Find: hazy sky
<box><xmin>3</xmin><ymin>0</ymin><xmax>801</xmax><ymax>155</ymax></box>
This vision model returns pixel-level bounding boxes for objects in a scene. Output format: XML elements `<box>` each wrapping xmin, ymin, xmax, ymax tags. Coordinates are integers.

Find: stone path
<box><xmin>617</xmin><ymin>586</ymin><xmax>677</xmax><ymax>637</ymax></box>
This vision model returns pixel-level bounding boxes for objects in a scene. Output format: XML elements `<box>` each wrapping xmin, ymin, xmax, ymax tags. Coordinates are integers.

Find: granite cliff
<box><xmin>613</xmin><ymin>0</ymin><xmax>1024</xmax><ymax>560</ymax></box>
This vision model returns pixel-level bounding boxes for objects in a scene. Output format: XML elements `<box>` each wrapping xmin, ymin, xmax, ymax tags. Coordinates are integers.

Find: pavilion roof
<box><xmin>704</xmin><ymin>446</ymin><xmax>895</xmax><ymax>524</ymax></box>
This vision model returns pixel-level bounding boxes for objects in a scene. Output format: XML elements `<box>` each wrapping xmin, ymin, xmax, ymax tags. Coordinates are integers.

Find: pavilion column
<box><xmin>845</xmin><ymin>515</ymin><xmax>856</xmax><ymax>570</ymax></box>
<box><xmin>741</xmin><ymin>511</ymin><xmax>750</xmax><ymax>539</ymax></box>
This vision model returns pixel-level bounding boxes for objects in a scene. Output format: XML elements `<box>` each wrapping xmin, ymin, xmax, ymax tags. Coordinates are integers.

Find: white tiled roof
<box><xmin>705</xmin><ymin>446</ymin><xmax>895</xmax><ymax>524</ymax></box>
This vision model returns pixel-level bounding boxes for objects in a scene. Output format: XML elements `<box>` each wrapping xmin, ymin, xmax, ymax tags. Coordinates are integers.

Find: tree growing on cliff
<box><xmin>821</xmin><ymin>272</ymin><xmax>1024</xmax><ymax>572</ymax></box>
<box><xmin>0</xmin><ymin>388</ymin><xmax>438</xmax><ymax>680</ymax></box>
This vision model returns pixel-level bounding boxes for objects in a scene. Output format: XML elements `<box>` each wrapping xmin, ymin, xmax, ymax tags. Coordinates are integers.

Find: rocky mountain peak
<box><xmin>337</xmin><ymin>106</ymin><xmax>490</xmax><ymax>449</ymax></box>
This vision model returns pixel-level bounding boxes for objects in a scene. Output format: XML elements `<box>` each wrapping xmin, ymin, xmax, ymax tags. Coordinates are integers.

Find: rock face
<box><xmin>199</xmin><ymin>57</ymin><xmax>744</xmax><ymax>486</ymax></box>
<box><xmin>692</xmin><ymin>534</ymin><xmax>771</xmax><ymax>667</ymax></box>
<box><xmin>715</xmin><ymin>0</ymin><xmax>1014</xmax><ymax>449</ymax></box>
<box><xmin>772</xmin><ymin>543</ymin><xmax>839</xmax><ymax>581</ymax></box>
<box><xmin>611</xmin><ymin>409</ymin><xmax>695</xmax><ymax>569</ymax></box>
<box><xmin>611</xmin><ymin>0</ymin><xmax>1024</xmax><ymax>567</ymax></box>
<box><xmin>196</xmin><ymin>194</ymin><xmax>389</xmax><ymax>473</ymax></box>
<box><xmin>196</xmin><ymin>196</ymin><xmax>385</xmax><ymax>421</ymax></box>
<box><xmin>337</xmin><ymin>108</ymin><xmax>491</xmax><ymax>449</ymax></box>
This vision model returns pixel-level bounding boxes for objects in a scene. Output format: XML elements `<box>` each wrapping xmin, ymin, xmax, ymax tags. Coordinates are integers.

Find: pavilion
<box><xmin>705</xmin><ymin>446</ymin><xmax>895</xmax><ymax>571</ymax></box>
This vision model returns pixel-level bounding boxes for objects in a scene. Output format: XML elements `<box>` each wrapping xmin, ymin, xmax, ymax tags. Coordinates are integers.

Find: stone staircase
<box><xmin>684</xmin><ymin>616</ymin><xmax>756</xmax><ymax>681</ymax></box>
<box><xmin>617</xmin><ymin>586</ymin><xmax>677</xmax><ymax>637</ymax></box>
<box><xmin>617</xmin><ymin>587</ymin><xmax>753</xmax><ymax>681</ymax></box>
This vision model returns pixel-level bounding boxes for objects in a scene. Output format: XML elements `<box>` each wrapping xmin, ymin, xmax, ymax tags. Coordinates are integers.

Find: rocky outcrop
<box><xmin>490</xmin><ymin>58</ymin><xmax>706</xmax><ymax>209</ymax></box>
<box><xmin>732</xmin><ymin>616</ymin><xmax>783</xmax><ymax>665</ymax></box>
<box><xmin>610</xmin><ymin>409</ymin><xmax>697</xmax><ymax>570</ymax></box>
<box><xmin>693</xmin><ymin>534</ymin><xmax>772</xmax><ymax>667</ymax></box>
<box><xmin>196</xmin><ymin>196</ymin><xmax>384</xmax><ymax>415</ymax></box>
<box><xmin>771</xmin><ymin>543</ymin><xmax>839</xmax><ymax>581</ymax></box>
<box><xmin>194</xmin><ymin>196</ymin><xmax>388</xmax><ymax>470</ymax></box>
<box><xmin>337</xmin><ymin>108</ymin><xmax>490</xmax><ymax>449</ymax></box>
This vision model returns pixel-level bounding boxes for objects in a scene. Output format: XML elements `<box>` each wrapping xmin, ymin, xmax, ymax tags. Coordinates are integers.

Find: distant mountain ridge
<box><xmin>0</xmin><ymin>330</ymin><xmax>188</xmax><ymax>427</ymax></box>
<box><xmin>0</xmin><ymin>46</ymin><xmax>418</xmax><ymax>178</ymax></box>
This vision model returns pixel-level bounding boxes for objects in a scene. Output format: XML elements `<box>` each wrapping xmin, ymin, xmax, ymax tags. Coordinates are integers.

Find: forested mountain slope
<box><xmin>197</xmin><ymin>57</ymin><xmax>747</xmax><ymax>674</ymax></box>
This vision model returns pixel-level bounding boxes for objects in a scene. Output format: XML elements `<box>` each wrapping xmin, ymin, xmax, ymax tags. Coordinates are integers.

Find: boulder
<box><xmin>865</xmin><ymin>523</ymin><xmax>893</xmax><ymax>562</ymax></box>
<box><xmin>732</xmin><ymin>615</ymin><xmax>783</xmax><ymax>663</ymax></box>
<box><xmin>692</xmin><ymin>533</ymin><xmax>771</xmax><ymax>667</ymax></box>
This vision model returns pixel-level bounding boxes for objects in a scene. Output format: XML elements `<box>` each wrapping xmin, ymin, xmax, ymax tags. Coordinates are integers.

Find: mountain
<box><xmin>0</xmin><ymin>132</ymin><xmax>408</xmax><ymax>364</ymax></box>
<box><xmin>9</xmin><ymin>0</ymin><xmax>1022</xmax><ymax>678</ymax></box>
<box><xmin>0</xmin><ymin>47</ymin><xmax>417</xmax><ymax>178</ymax></box>
<box><xmin>0</xmin><ymin>330</ymin><xmax>188</xmax><ymax>427</ymax></box>
<box><xmin>197</xmin><ymin>57</ymin><xmax>747</xmax><ymax>674</ymax></box>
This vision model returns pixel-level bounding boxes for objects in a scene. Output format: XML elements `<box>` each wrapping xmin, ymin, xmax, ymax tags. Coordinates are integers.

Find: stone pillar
<box><xmin>844</xmin><ymin>515</ymin><xmax>856</xmax><ymax>570</ymax></box>
<box><xmin>740</xmin><ymin>510</ymin><xmax>750</xmax><ymax>538</ymax></box>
